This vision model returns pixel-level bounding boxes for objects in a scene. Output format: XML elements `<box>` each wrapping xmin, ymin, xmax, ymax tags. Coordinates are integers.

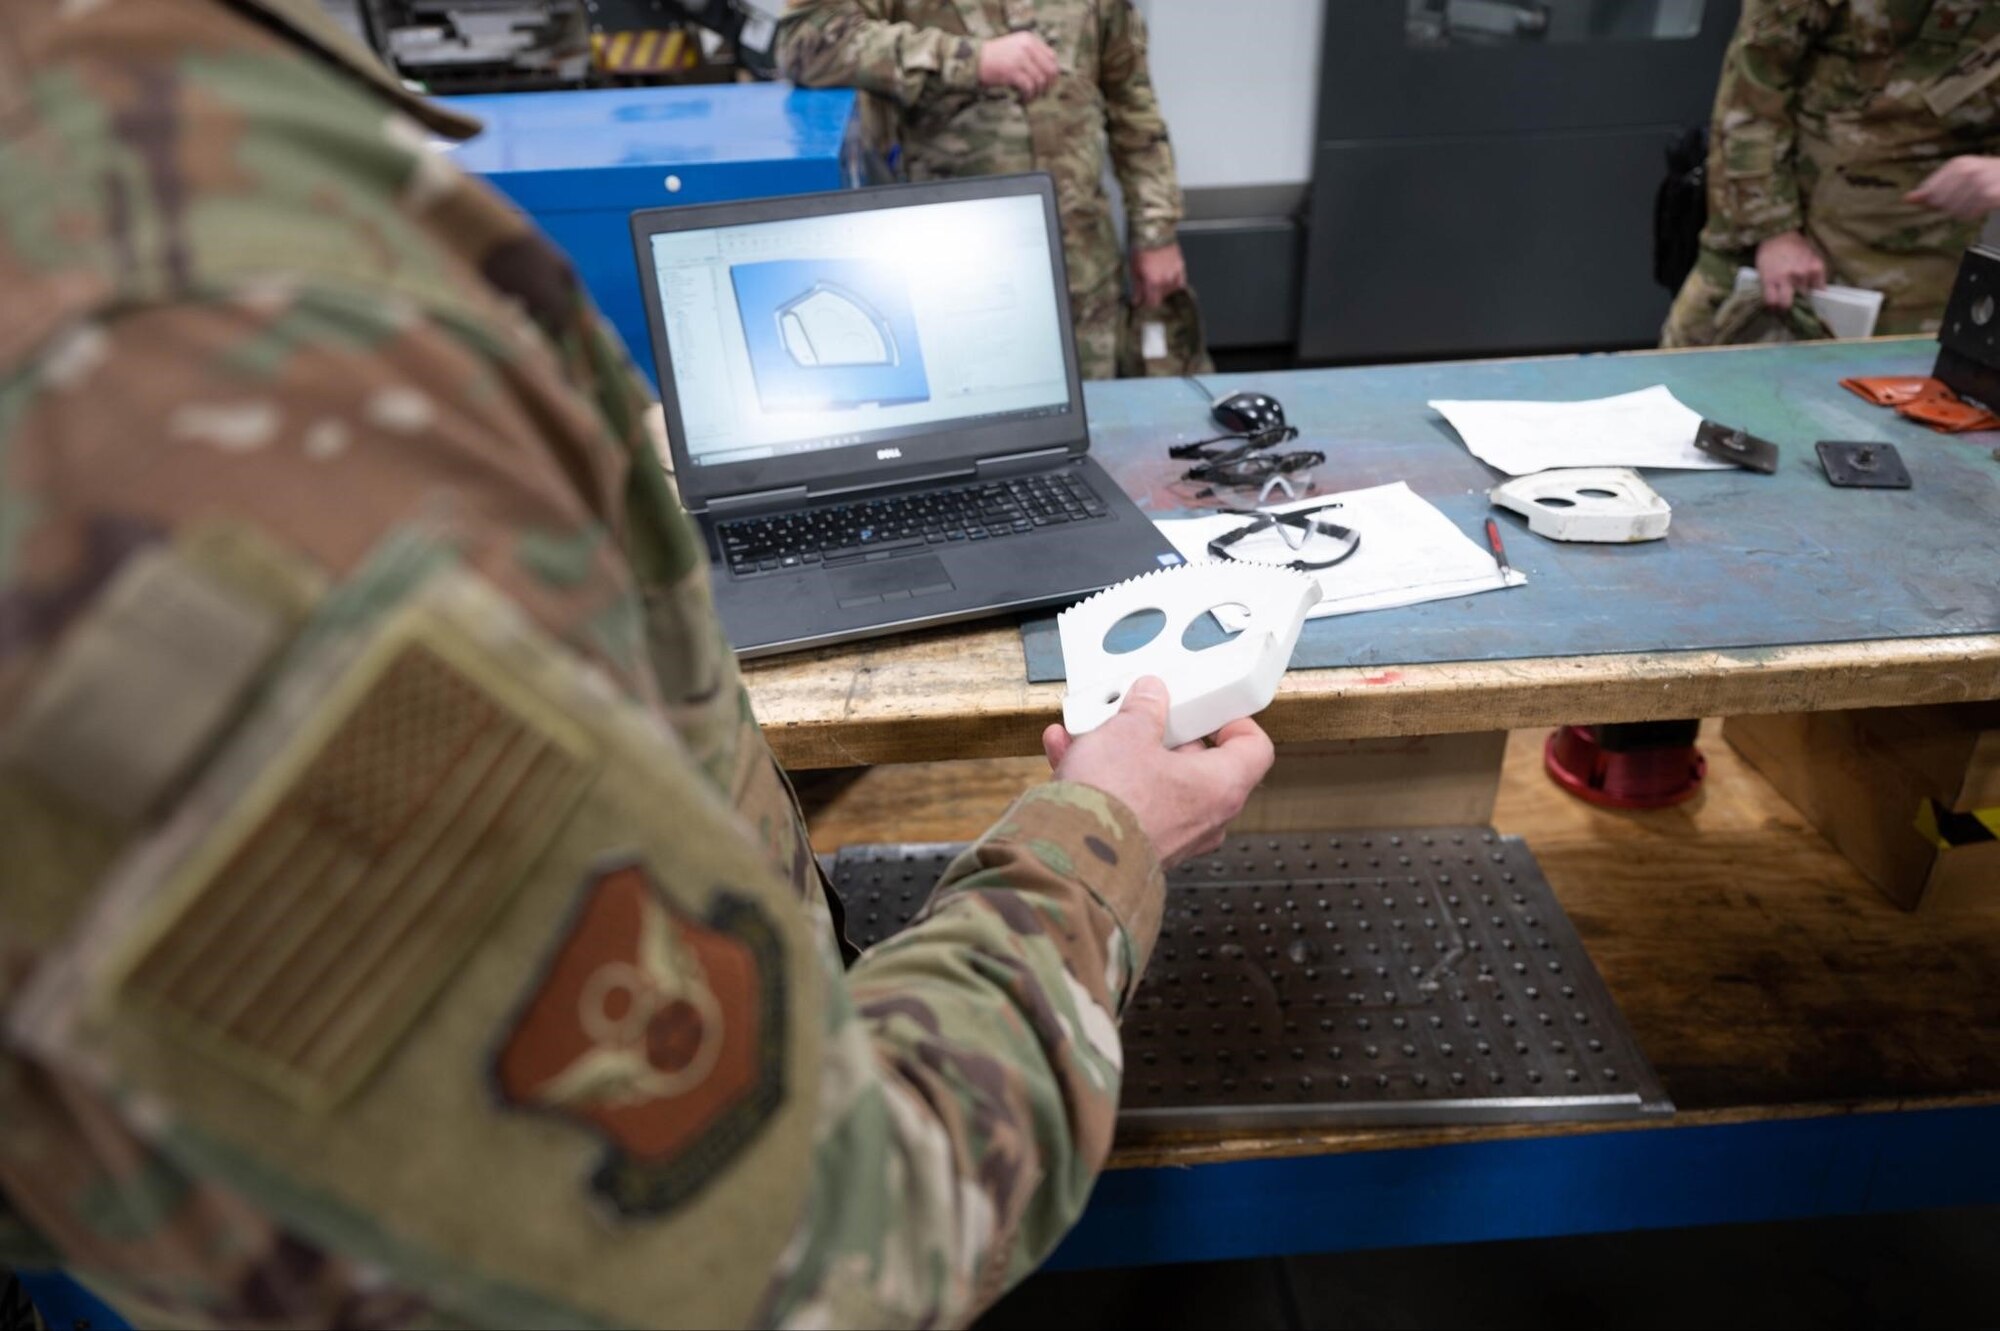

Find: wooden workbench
<box><xmin>750</xmin><ymin>616</ymin><xmax>1999</xmax><ymax>769</ymax></box>
<box><xmin>755</xmin><ymin>339</ymin><xmax>2000</xmax><ymax>1265</ymax></box>
<box><xmin>800</xmin><ymin>729</ymin><xmax>2000</xmax><ymax>1165</ymax></box>
<box><xmin>747</xmin><ymin>337</ymin><xmax>2000</xmax><ymax>769</ymax></box>
<box><xmin>798</xmin><ymin>725</ymin><xmax>2000</xmax><ymax>1267</ymax></box>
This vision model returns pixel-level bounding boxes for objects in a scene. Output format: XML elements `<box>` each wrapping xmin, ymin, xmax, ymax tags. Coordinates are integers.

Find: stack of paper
<box><xmin>1429</xmin><ymin>385</ymin><xmax>1732</xmax><ymax>476</ymax></box>
<box><xmin>1156</xmin><ymin>482</ymin><xmax>1524</xmax><ymax>630</ymax></box>
<box><xmin>1731</xmin><ymin>267</ymin><xmax>1883</xmax><ymax>339</ymax></box>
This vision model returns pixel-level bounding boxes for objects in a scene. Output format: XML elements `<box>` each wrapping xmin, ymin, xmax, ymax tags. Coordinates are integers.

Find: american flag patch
<box><xmin>123</xmin><ymin>638</ymin><xmax>595</xmax><ymax>1110</ymax></box>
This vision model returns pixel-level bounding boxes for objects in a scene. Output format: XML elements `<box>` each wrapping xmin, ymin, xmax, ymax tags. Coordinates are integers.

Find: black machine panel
<box><xmin>1933</xmin><ymin>244</ymin><xmax>2000</xmax><ymax>410</ymax></box>
<box><xmin>1298</xmin><ymin>0</ymin><xmax>1741</xmax><ymax>362</ymax></box>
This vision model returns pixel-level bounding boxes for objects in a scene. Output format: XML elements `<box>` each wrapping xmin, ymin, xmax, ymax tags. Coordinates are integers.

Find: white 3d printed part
<box><xmin>1489</xmin><ymin>467</ymin><xmax>1671</xmax><ymax>543</ymax></box>
<box><xmin>1058</xmin><ymin>561</ymin><xmax>1322</xmax><ymax>748</ymax></box>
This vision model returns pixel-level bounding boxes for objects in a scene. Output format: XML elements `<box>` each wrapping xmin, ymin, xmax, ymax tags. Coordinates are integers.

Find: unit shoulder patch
<box><xmin>493</xmin><ymin>862</ymin><xmax>786</xmax><ymax>1218</ymax></box>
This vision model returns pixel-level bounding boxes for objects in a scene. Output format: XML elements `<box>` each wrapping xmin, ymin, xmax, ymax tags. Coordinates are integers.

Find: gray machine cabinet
<box><xmin>1298</xmin><ymin>1</ymin><xmax>1740</xmax><ymax>363</ymax></box>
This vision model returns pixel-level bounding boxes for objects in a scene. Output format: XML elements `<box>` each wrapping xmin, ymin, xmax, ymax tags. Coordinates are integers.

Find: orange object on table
<box><xmin>1840</xmin><ymin>373</ymin><xmax>2000</xmax><ymax>431</ymax></box>
<box><xmin>1898</xmin><ymin>394</ymin><xmax>2000</xmax><ymax>432</ymax></box>
<box><xmin>1840</xmin><ymin>375</ymin><xmax>1948</xmax><ymax>406</ymax></box>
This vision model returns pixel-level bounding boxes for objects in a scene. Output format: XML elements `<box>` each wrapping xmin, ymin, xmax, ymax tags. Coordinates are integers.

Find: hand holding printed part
<box><xmin>1043</xmin><ymin>675</ymin><xmax>1274</xmax><ymax>867</ymax></box>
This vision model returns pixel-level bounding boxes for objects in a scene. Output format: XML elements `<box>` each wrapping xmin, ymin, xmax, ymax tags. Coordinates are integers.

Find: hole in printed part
<box><xmin>1102</xmin><ymin>607</ymin><xmax>1165</xmax><ymax>655</ymax></box>
<box><xmin>1184</xmin><ymin>603</ymin><xmax>1248</xmax><ymax>651</ymax></box>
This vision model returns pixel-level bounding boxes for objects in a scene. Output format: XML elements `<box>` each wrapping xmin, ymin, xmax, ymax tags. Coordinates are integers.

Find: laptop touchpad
<box><xmin>832</xmin><ymin>555</ymin><xmax>956</xmax><ymax>608</ymax></box>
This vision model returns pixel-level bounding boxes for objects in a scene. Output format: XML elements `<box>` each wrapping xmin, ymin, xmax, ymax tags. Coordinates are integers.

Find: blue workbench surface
<box><xmin>1023</xmin><ymin>338</ymin><xmax>2000</xmax><ymax>682</ymax></box>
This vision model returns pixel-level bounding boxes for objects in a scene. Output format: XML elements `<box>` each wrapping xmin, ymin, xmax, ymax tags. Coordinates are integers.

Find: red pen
<box><xmin>1484</xmin><ymin>517</ymin><xmax>1513</xmax><ymax>580</ymax></box>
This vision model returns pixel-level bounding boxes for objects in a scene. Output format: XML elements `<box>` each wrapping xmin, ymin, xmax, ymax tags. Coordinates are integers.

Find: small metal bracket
<box><xmin>1694</xmin><ymin>420</ymin><xmax>1779</xmax><ymax>474</ymax></box>
<box><xmin>1816</xmin><ymin>440</ymin><xmax>1911</xmax><ymax>489</ymax></box>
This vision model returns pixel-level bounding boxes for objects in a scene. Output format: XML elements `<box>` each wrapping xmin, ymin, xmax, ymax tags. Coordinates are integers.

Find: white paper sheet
<box><xmin>1428</xmin><ymin>384</ymin><xmax>1733</xmax><ymax>476</ymax></box>
<box><xmin>1156</xmin><ymin>482</ymin><xmax>1524</xmax><ymax>630</ymax></box>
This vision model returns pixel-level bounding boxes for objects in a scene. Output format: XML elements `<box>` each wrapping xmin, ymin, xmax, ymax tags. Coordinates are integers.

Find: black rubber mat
<box><xmin>827</xmin><ymin>827</ymin><xmax>1671</xmax><ymax>1131</ymax></box>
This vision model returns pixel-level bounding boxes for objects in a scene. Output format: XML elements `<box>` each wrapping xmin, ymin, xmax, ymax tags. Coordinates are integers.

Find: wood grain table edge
<box><xmin>749</xmin><ymin>630</ymin><xmax>2000</xmax><ymax>769</ymax></box>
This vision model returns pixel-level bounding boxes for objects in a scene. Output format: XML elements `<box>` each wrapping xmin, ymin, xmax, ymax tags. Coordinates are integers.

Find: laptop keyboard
<box><xmin>716</xmin><ymin>470</ymin><xmax>1110</xmax><ymax>576</ymax></box>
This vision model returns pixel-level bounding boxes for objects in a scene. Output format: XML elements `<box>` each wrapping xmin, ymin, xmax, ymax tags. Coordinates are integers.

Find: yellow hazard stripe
<box><xmin>1914</xmin><ymin>799</ymin><xmax>2000</xmax><ymax>851</ymax></box>
<box><xmin>593</xmin><ymin>29</ymin><xmax>699</xmax><ymax>74</ymax></box>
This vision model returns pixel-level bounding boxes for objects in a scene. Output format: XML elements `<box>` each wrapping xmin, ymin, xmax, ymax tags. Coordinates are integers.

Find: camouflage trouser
<box><xmin>1118</xmin><ymin>287</ymin><xmax>1213</xmax><ymax>378</ymax></box>
<box><xmin>1069</xmin><ymin>233</ymin><xmax>1214</xmax><ymax>380</ymax></box>
<box><xmin>1661</xmin><ymin>248</ymin><xmax>1835</xmax><ymax>346</ymax></box>
<box><xmin>1662</xmin><ymin>139</ymin><xmax>1980</xmax><ymax>347</ymax></box>
<box><xmin>1661</xmin><ymin>237</ymin><xmax>1963</xmax><ymax>347</ymax></box>
<box><xmin>1070</xmin><ymin>268</ymin><xmax>1121</xmax><ymax>381</ymax></box>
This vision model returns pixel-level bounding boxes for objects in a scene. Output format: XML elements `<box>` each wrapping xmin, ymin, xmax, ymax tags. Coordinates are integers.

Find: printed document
<box><xmin>1157</xmin><ymin>482</ymin><xmax>1524</xmax><ymax>630</ymax></box>
<box><xmin>1429</xmin><ymin>385</ymin><xmax>1733</xmax><ymax>476</ymax></box>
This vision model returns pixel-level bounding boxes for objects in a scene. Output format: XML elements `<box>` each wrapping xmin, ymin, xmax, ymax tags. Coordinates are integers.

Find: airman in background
<box><xmin>1664</xmin><ymin>0</ymin><xmax>2000</xmax><ymax>346</ymax></box>
<box><xmin>777</xmin><ymin>0</ymin><xmax>1203</xmax><ymax>379</ymax></box>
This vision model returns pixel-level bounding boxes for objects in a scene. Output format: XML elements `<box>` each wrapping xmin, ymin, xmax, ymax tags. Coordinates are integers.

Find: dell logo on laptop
<box><xmin>876</xmin><ymin>447</ymin><xmax>903</xmax><ymax>460</ymax></box>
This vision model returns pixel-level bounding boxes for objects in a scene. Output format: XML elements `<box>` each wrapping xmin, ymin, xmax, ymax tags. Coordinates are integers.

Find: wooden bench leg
<box><xmin>1724</xmin><ymin>707</ymin><xmax>2000</xmax><ymax>911</ymax></box>
<box><xmin>1233</xmin><ymin>730</ymin><xmax>1509</xmax><ymax>832</ymax></box>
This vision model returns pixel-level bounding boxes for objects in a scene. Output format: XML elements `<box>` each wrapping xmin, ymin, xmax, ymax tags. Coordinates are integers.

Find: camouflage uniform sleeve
<box><xmin>3</xmin><ymin>289</ymin><xmax>1164</xmax><ymax>1328</ymax></box>
<box><xmin>776</xmin><ymin>0</ymin><xmax>984</xmax><ymax>107</ymax></box>
<box><xmin>1700</xmin><ymin>0</ymin><xmax>1836</xmax><ymax>253</ymax></box>
<box><xmin>0</xmin><ymin>293</ymin><xmax>679</xmax><ymax>1329</ymax></box>
<box><xmin>1099</xmin><ymin>0</ymin><xmax>1183</xmax><ymax>253</ymax></box>
<box><xmin>765</xmin><ymin>782</ymin><xmax>1163</xmax><ymax>1326</ymax></box>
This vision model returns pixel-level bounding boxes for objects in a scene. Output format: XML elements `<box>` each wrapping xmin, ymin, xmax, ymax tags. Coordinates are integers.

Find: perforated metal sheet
<box><xmin>828</xmin><ymin>827</ymin><xmax>1671</xmax><ymax>1131</ymax></box>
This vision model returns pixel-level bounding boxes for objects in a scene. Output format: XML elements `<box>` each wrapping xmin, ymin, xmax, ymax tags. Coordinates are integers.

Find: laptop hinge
<box><xmin>705</xmin><ymin>484</ymin><xmax>812</xmax><ymax>515</ymax></box>
<box><xmin>975</xmin><ymin>446</ymin><xmax>1074</xmax><ymax>478</ymax></box>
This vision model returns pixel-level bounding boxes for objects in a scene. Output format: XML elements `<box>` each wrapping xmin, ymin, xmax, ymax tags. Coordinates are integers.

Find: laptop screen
<box><xmin>645</xmin><ymin>190</ymin><xmax>1074</xmax><ymax>470</ymax></box>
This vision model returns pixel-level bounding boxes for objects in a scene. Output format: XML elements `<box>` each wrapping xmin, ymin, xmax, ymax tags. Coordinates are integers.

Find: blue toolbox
<box><xmin>442</xmin><ymin>84</ymin><xmax>858</xmax><ymax>384</ymax></box>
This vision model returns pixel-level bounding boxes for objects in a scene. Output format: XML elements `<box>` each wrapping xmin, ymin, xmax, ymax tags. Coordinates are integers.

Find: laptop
<box><xmin>631</xmin><ymin>173</ymin><xmax>1182</xmax><ymax>659</ymax></box>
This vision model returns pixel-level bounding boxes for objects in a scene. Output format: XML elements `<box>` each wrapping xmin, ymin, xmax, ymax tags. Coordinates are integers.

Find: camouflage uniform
<box><xmin>1663</xmin><ymin>0</ymin><xmax>2000</xmax><ymax>346</ymax></box>
<box><xmin>0</xmin><ymin>2</ymin><xmax>1165</xmax><ymax>1327</ymax></box>
<box><xmin>776</xmin><ymin>0</ymin><xmax>1186</xmax><ymax>380</ymax></box>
